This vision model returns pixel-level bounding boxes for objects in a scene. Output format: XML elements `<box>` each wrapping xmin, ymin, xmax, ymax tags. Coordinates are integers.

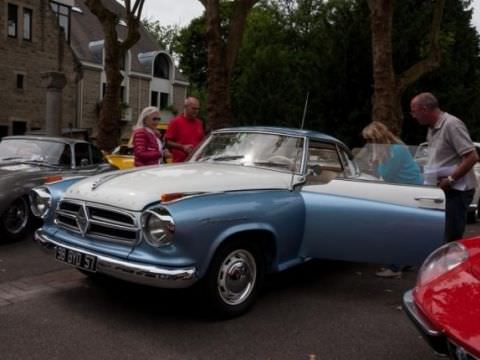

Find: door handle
<box><xmin>414</xmin><ymin>196</ymin><xmax>444</xmax><ymax>204</ymax></box>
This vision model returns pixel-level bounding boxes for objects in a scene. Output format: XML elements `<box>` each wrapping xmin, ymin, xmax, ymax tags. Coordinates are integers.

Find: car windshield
<box><xmin>191</xmin><ymin>132</ymin><xmax>304</xmax><ymax>173</ymax></box>
<box><xmin>0</xmin><ymin>139</ymin><xmax>66</xmax><ymax>165</ymax></box>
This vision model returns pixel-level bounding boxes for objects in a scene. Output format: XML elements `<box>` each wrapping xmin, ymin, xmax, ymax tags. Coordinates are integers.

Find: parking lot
<box><xmin>3</xmin><ymin>223</ymin><xmax>479</xmax><ymax>359</ymax></box>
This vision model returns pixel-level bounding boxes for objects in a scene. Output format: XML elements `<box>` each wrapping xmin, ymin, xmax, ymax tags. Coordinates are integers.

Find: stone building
<box><xmin>0</xmin><ymin>0</ymin><xmax>188</xmax><ymax>141</ymax></box>
<box><xmin>0</xmin><ymin>0</ymin><xmax>78</xmax><ymax>138</ymax></box>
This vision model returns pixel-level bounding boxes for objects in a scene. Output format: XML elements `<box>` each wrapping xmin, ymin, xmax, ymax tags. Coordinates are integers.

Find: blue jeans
<box><xmin>445</xmin><ymin>189</ymin><xmax>475</xmax><ymax>242</ymax></box>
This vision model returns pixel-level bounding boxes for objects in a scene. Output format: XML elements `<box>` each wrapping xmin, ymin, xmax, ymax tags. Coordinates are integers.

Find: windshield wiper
<box><xmin>19</xmin><ymin>160</ymin><xmax>60</xmax><ymax>168</ymax></box>
<box><xmin>0</xmin><ymin>157</ymin><xmax>25</xmax><ymax>161</ymax></box>
<box><xmin>200</xmin><ymin>155</ymin><xmax>245</xmax><ymax>162</ymax></box>
<box><xmin>253</xmin><ymin>161</ymin><xmax>291</xmax><ymax>169</ymax></box>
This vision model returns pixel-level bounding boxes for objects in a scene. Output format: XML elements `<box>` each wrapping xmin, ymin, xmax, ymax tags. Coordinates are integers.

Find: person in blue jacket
<box><xmin>362</xmin><ymin>121</ymin><xmax>423</xmax><ymax>278</ymax></box>
<box><xmin>362</xmin><ymin>121</ymin><xmax>423</xmax><ymax>185</ymax></box>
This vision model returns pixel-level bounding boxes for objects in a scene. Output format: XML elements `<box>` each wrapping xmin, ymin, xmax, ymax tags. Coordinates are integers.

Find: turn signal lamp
<box><xmin>44</xmin><ymin>175</ymin><xmax>63</xmax><ymax>184</ymax></box>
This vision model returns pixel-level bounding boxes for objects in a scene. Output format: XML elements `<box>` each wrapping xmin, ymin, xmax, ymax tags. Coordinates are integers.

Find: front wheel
<box><xmin>203</xmin><ymin>242</ymin><xmax>265</xmax><ymax>318</ymax></box>
<box><xmin>0</xmin><ymin>196</ymin><xmax>33</xmax><ymax>242</ymax></box>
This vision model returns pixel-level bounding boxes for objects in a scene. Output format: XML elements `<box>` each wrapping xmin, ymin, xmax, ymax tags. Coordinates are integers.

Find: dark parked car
<box><xmin>0</xmin><ymin>135</ymin><xmax>113</xmax><ymax>241</ymax></box>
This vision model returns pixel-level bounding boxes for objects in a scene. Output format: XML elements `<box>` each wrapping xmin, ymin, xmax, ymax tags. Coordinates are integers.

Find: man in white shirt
<box><xmin>410</xmin><ymin>92</ymin><xmax>478</xmax><ymax>242</ymax></box>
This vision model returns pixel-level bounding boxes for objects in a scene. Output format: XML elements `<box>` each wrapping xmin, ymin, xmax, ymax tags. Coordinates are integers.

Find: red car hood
<box><xmin>414</xmin><ymin>237</ymin><xmax>480</xmax><ymax>357</ymax></box>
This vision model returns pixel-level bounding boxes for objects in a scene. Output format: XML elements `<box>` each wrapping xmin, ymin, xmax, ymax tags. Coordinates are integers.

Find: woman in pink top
<box><xmin>132</xmin><ymin>106</ymin><xmax>163</xmax><ymax>167</ymax></box>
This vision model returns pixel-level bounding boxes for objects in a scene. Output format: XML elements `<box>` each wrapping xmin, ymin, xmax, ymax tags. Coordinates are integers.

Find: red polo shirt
<box><xmin>165</xmin><ymin>114</ymin><xmax>204</xmax><ymax>162</ymax></box>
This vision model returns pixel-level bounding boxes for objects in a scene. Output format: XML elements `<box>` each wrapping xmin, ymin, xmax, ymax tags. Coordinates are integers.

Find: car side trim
<box><xmin>34</xmin><ymin>229</ymin><xmax>198</xmax><ymax>289</ymax></box>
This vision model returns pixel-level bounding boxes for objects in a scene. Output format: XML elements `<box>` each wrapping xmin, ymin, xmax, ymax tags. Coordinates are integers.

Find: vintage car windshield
<box><xmin>0</xmin><ymin>139</ymin><xmax>65</xmax><ymax>165</ymax></box>
<box><xmin>191</xmin><ymin>132</ymin><xmax>304</xmax><ymax>173</ymax></box>
<box><xmin>352</xmin><ymin>143</ymin><xmax>430</xmax><ymax>186</ymax></box>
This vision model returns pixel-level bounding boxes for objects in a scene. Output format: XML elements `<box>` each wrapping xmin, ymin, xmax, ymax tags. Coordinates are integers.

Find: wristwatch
<box><xmin>447</xmin><ymin>175</ymin><xmax>456</xmax><ymax>183</ymax></box>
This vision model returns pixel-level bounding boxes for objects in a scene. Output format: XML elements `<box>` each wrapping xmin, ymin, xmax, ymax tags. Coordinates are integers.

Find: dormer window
<box><xmin>153</xmin><ymin>54</ymin><xmax>170</xmax><ymax>79</ymax></box>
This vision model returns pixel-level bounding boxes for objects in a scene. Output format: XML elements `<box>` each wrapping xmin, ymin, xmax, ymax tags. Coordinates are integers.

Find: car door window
<box><xmin>306</xmin><ymin>142</ymin><xmax>343</xmax><ymax>184</ymax></box>
<box><xmin>338</xmin><ymin>148</ymin><xmax>359</xmax><ymax>178</ymax></box>
<box><xmin>91</xmin><ymin>145</ymin><xmax>104</xmax><ymax>164</ymax></box>
<box><xmin>74</xmin><ymin>143</ymin><xmax>90</xmax><ymax>167</ymax></box>
<box><xmin>58</xmin><ymin>144</ymin><xmax>72</xmax><ymax>167</ymax></box>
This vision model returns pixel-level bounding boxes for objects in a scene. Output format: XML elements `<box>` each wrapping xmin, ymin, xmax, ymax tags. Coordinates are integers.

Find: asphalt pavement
<box><xmin>1</xmin><ymin>223</ymin><xmax>479</xmax><ymax>360</ymax></box>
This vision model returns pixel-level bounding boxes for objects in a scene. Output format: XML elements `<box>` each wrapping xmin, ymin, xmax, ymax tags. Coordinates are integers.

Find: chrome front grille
<box><xmin>55</xmin><ymin>200</ymin><xmax>139</xmax><ymax>244</ymax></box>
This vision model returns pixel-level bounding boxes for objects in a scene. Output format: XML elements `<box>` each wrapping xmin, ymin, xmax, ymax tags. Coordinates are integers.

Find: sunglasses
<box><xmin>152</xmin><ymin>117</ymin><xmax>161</xmax><ymax>121</ymax></box>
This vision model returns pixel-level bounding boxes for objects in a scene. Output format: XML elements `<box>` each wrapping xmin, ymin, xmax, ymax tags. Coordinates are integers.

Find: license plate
<box><xmin>55</xmin><ymin>246</ymin><xmax>97</xmax><ymax>272</ymax></box>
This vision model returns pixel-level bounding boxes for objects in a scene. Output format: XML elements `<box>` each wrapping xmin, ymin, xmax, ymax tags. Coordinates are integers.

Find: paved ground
<box><xmin>1</xmin><ymin>223</ymin><xmax>479</xmax><ymax>359</ymax></box>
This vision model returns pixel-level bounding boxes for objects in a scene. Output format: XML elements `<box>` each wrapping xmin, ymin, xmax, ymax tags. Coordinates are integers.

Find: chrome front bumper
<box><xmin>34</xmin><ymin>229</ymin><xmax>198</xmax><ymax>289</ymax></box>
<box><xmin>402</xmin><ymin>290</ymin><xmax>448</xmax><ymax>356</ymax></box>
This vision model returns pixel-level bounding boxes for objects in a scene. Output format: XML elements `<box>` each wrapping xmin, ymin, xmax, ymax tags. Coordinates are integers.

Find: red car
<box><xmin>403</xmin><ymin>237</ymin><xmax>480</xmax><ymax>359</ymax></box>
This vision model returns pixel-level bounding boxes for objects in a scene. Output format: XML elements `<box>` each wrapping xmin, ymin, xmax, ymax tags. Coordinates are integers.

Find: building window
<box><xmin>160</xmin><ymin>93</ymin><xmax>169</xmax><ymax>110</ymax></box>
<box><xmin>16</xmin><ymin>74</ymin><xmax>24</xmax><ymax>89</ymax></box>
<box><xmin>153</xmin><ymin>54</ymin><xmax>170</xmax><ymax>79</ymax></box>
<box><xmin>151</xmin><ymin>91</ymin><xmax>158</xmax><ymax>107</ymax></box>
<box><xmin>12</xmin><ymin>121</ymin><xmax>27</xmax><ymax>135</ymax></box>
<box><xmin>50</xmin><ymin>1</ymin><xmax>71</xmax><ymax>42</ymax></box>
<box><xmin>8</xmin><ymin>4</ymin><xmax>18</xmax><ymax>38</ymax></box>
<box><xmin>23</xmin><ymin>8</ymin><xmax>32</xmax><ymax>41</ymax></box>
<box><xmin>0</xmin><ymin>125</ymin><xmax>8</xmax><ymax>140</ymax></box>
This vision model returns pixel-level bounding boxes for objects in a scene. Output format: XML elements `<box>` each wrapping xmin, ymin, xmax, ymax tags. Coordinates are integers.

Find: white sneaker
<box><xmin>376</xmin><ymin>268</ymin><xmax>402</xmax><ymax>278</ymax></box>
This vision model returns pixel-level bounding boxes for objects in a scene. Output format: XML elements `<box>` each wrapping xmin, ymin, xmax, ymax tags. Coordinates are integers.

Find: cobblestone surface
<box><xmin>0</xmin><ymin>269</ymin><xmax>85</xmax><ymax>307</ymax></box>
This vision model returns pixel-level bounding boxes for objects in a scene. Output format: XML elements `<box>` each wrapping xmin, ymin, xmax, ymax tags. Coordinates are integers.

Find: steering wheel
<box><xmin>266</xmin><ymin>155</ymin><xmax>295</xmax><ymax>167</ymax></box>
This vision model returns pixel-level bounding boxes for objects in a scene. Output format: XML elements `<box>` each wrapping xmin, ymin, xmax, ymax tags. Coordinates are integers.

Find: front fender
<box><xmin>162</xmin><ymin>190</ymin><xmax>305</xmax><ymax>278</ymax></box>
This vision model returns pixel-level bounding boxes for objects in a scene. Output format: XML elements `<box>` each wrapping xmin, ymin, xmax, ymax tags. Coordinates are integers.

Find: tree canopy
<box><xmin>151</xmin><ymin>0</ymin><xmax>480</xmax><ymax>147</ymax></box>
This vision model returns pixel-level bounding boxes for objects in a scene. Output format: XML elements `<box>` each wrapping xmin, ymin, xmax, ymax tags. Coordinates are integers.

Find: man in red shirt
<box><xmin>165</xmin><ymin>97</ymin><xmax>205</xmax><ymax>162</ymax></box>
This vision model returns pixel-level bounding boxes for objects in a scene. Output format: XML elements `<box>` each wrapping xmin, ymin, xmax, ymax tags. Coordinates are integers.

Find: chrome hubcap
<box><xmin>217</xmin><ymin>249</ymin><xmax>256</xmax><ymax>306</ymax></box>
<box><xmin>4</xmin><ymin>198</ymin><xmax>29</xmax><ymax>234</ymax></box>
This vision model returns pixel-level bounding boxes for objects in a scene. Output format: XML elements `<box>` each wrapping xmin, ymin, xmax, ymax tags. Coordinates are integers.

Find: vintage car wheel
<box><xmin>0</xmin><ymin>196</ymin><xmax>32</xmax><ymax>241</ymax></box>
<box><xmin>204</xmin><ymin>242</ymin><xmax>265</xmax><ymax>318</ymax></box>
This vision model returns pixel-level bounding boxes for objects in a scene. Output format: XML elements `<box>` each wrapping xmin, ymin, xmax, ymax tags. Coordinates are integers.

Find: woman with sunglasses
<box><xmin>132</xmin><ymin>106</ymin><xmax>163</xmax><ymax>167</ymax></box>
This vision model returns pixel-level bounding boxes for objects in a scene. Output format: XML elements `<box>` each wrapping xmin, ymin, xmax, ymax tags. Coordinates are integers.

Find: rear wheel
<box><xmin>203</xmin><ymin>241</ymin><xmax>265</xmax><ymax>318</ymax></box>
<box><xmin>0</xmin><ymin>196</ymin><xmax>33</xmax><ymax>241</ymax></box>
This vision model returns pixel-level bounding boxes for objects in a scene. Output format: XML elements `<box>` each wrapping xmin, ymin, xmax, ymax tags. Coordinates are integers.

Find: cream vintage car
<box><xmin>32</xmin><ymin>127</ymin><xmax>445</xmax><ymax>317</ymax></box>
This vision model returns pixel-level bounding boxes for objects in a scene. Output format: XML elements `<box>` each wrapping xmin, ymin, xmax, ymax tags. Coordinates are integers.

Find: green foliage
<box><xmin>174</xmin><ymin>17</ymin><xmax>208</xmax><ymax>89</ymax></box>
<box><xmin>142</xmin><ymin>19</ymin><xmax>179</xmax><ymax>54</ymax></box>
<box><xmin>174</xmin><ymin>0</ymin><xmax>480</xmax><ymax>147</ymax></box>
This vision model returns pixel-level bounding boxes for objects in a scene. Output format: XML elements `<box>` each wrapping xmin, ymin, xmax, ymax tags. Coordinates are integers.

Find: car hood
<box><xmin>64</xmin><ymin>163</ymin><xmax>296</xmax><ymax>211</ymax></box>
<box><xmin>0</xmin><ymin>162</ymin><xmax>41</xmax><ymax>175</ymax></box>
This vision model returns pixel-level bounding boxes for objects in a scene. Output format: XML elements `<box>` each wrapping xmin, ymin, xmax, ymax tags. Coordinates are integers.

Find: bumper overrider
<box><xmin>34</xmin><ymin>229</ymin><xmax>198</xmax><ymax>288</ymax></box>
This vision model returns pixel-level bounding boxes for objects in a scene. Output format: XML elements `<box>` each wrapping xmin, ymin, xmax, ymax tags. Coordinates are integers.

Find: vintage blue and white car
<box><xmin>32</xmin><ymin>127</ymin><xmax>445</xmax><ymax>317</ymax></box>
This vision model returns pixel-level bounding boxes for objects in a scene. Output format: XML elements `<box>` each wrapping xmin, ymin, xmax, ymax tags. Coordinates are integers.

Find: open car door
<box><xmin>299</xmin><ymin>141</ymin><xmax>445</xmax><ymax>266</ymax></box>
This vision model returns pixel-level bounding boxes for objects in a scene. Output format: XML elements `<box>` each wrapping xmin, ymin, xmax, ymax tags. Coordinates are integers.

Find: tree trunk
<box><xmin>369</xmin><ymin>0</ymin><xmax>445</xmax><ymax>135</ymax></box>
<box><xmin>370</xmin><ymin>0</ymin><xmax>399</xmax><ymax>133</ymax></box>
<box><xmin>85</xmin><ymin>0</ymin><xmax>144</xmax><ymax>152</ymax></box>
<box><xmin>204</xmin><ymin>0</ymin><xmax>232</xmax><ymax>131</ymax></box>
<box><xmin>200</xmin><ymin>0</ymin><xmax>259</xmax><ymax>131</ymax></box>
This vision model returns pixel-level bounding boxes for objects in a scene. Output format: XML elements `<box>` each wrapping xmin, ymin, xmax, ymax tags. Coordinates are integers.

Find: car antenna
<box><xmin>289</xmin><ymin>92</ymin><xmax>310</xmax><ymax>191</ymax></box>
<box><xmin>300</xmin><ymin>92</ymin><xmax>309</xmax><ymax>130</ymax></box>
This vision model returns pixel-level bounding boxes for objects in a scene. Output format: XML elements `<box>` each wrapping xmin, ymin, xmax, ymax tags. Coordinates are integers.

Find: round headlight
<box><xmin>29</xmin><ymin>187</ymin><xmax>52</xmax><ymax>218</ymax></box>
<box><xmin>417</xmin><ymin>242</ymin><xmax>468</xmax><ymax>287</ymax></box>
<box><xmin>141</xmin><ymin>207</ymin><xmax>175</xmax><ymax>247</ymax></box>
